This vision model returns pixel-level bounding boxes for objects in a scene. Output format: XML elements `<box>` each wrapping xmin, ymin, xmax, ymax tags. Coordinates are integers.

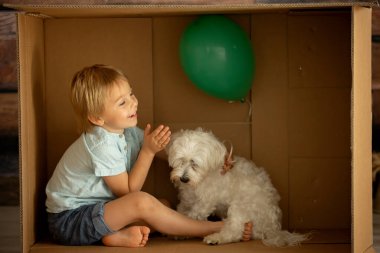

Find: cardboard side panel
<box><xmin>17</xmin><ymin>14</ymin><xmax>46</xmax><ymax>252</ymax></box>
<box><xmin>44</xmin><ymin>18</ymin><xmax>154</xmax><ymax>179</ymax></box>
<box><xmin>352</xmin><ymin>6</ymin><xmax>373</xmax><ymax>253</ymax></box>
<box><xmin>250</xmin><ymin>13</ymin><xmax>290</xmax><ymax>229</ymax></box>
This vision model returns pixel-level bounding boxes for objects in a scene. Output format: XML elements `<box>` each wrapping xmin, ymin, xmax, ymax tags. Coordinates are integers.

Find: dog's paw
<box><xmin>203</xmin><ymin>233</ymin><xmax>225</xmax><ymax>245</ymax></box>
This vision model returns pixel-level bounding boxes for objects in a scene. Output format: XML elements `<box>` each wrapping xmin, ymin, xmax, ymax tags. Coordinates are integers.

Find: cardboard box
<box><xmin>5</xmin><ymin>2</ymin><xmax>374</xmax><ymax>253</ymax></box>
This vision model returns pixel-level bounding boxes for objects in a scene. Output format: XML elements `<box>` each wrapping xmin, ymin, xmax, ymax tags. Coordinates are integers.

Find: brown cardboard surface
<box><xmin>18</xmin><ymin>14</ymin><xmax>47</xmax><ymax>253</ymax></box>
<box><xmin>30</xmin><ymin>234</ymin><xmax>351</xmax><ymax>253</ymax></box>
<box><xmin>250</xmin><ymin>12</ymin><xmax>290</xmax><ymax>228</ymax></box>
<box><xmin>13</xmin><ymin>4</ymin><xmax>374</xmax><ymax>253</ymax></box>
<box><xmin>287</xmin><ymin>11</ymin><xmax>351</xmax><ymax>159</ymax></box>
<box><xmin>289</xmin><ymin>158</ymin><xmax>351</xmax><ymax>229</ymax></box>
<box><xmin>288</xmin><ymin>11</ymin><xmax>351</xmax><ymax>89</ymax></box>
<box><xmin>288</xmin><ymin>88</ymin><xmax>351</xmax><ymax>158</ymax></box>
<box><xmin>352</xmin><ymin>6</ymin><xmax>373</xmax><ymax>253</ymax></box>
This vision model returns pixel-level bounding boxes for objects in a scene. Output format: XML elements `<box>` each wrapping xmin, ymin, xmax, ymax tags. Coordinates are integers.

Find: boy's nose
<box><xmin>132</xmin><ymin>96</ymin><xmax>138</xmax><ymax>107</ymax></box>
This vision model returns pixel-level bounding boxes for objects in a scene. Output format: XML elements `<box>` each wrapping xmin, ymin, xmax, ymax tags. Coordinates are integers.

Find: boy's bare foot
<box><xmin>102</xmin><ymin>225</ymin><xmax>150</xmax><ymax>247</ymax></box>
<box><xmin>241</xmin><ymin>222</ymin><xmax>253</xmax><ymax>241</ymax></box>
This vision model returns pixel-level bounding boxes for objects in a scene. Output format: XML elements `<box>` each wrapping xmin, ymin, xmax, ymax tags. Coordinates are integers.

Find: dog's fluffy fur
<box><xmin>166</xmin><ymin>128</ymin><xmax>308</xmax><ymax>246</ymax></box>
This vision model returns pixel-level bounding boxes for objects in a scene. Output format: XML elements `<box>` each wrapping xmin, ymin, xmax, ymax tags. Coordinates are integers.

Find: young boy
<box><xmin>46</xmin><ymin>64</ymin><xmax>252</xmax><ymax>247</ymax></box>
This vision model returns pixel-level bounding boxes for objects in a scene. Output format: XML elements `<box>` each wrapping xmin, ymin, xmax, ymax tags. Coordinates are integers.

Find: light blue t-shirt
<box><xmin>46</xmin><ymin>126</ymin><xmax>144</xmax><ymax>213</ymax></box>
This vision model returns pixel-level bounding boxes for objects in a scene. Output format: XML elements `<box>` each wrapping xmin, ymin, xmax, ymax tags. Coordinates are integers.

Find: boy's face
<box><xmin>98</xmin><ymin>79</ymin><xmax>138</xmax><ymax>134</ymax></box>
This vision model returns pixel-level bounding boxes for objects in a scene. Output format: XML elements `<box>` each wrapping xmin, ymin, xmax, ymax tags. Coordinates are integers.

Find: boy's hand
<box><xmin>142</xmin><ymin>124</ymin><xmax>171</xmax><ymax>155</ymax></box>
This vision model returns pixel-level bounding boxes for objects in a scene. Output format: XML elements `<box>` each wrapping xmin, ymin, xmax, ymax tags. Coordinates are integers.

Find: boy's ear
<box><xmin>88</xmin><ymin>115</ymin><xmax>104</xmax><ymax>126</ymax></box>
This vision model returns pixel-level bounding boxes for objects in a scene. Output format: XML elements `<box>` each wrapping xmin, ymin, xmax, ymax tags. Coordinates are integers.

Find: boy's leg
<box><xmin>102</xmin><ymin>191</ymin><xmax>253</xmax><ymax>247</ymax></box>
<box><xmin>103</xmin><ymin>191</ymin><xmax>222</xmax><ymax>238</ymax></box>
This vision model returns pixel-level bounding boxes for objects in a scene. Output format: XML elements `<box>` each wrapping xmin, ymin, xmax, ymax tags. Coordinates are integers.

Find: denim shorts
<box><xmin>47</xmin><ymin>202</ymin><xmax>115</xmax><ymax>245</ymax></box>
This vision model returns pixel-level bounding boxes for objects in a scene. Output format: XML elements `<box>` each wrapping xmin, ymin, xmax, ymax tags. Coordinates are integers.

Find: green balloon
<box><xmin>179</xmin><ymin>15</ymin><xmax>255</xmax><ymax>101</ymax></box>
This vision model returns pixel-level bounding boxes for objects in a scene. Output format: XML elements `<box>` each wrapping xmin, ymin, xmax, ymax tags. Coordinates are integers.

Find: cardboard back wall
<box><xmin>44</xmin><ymin>10</ymin><xmax>352</xmax><ymax>229</ymax></box>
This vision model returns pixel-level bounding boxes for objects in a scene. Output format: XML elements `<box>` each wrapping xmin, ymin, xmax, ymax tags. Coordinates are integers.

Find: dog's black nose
<box><xmin>180</xmin><ymin>176</ymin><xmax>189</xmax><ymax>183</ymax></box>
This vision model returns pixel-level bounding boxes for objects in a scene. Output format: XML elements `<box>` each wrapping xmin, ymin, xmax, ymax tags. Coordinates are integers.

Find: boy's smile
<box><xmin>128</xmin><ymin>112</ymin><xmax>137</xmax><ymax>118</ymax></box>
<box><xmin>96</xmin><ymin>79</ymin><xmax>138</xmax><ymax>134</ymax></box>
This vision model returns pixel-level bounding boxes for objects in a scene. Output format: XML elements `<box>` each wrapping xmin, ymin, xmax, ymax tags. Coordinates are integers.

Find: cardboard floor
<box><xmin>31</xmin><ymin>237</ymin><xmax>350</xmax><ymax>253</ymax></box>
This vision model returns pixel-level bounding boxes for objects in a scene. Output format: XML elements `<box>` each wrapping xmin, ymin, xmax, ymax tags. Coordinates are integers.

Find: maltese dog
<box><xmin>166</xmin><ymin>128</ymin><xmax>309</xmax><ymax>246</ymax></box>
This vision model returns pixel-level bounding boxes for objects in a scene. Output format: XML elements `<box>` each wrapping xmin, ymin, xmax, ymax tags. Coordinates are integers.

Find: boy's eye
<box><xmin>119</xmin><ymin>101</ymin><xmax>126</xmax><ymax>106</ymax></box>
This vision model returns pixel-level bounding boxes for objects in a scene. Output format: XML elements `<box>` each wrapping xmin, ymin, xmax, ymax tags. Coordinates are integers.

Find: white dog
<box><xmin>166</xmin><ymin>128</ymin><xmax>309</xmax><ymax>246</ymax></box>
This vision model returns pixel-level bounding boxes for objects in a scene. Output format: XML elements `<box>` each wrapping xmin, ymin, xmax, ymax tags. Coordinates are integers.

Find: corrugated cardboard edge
<box><xmin>2</xmin><ymin>2</ymin><xmax>377</xmax><ymax>18</ymax></box>
<box><xmin>15</xmin><ymin>13</ymin><xmax>23</xmax><ymax>253</ymax></box>
<box><xmin>352</xmin><ymin>5</ymin><xmax>373</xmax><ymax>253</ymax></box>
<box><xmin>17</xmin><ymin>14</ymin><xmax>26</xmax><ymax>253</ymax></box>
<box><xmin>364</xmin><ymin>245</ymin><xmax>377</xmax><ymax>253</ymax></box>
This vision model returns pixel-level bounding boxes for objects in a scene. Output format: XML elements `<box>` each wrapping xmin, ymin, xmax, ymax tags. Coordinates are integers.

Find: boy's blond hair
<box><xmin>70</xmin><ymin>64</ymin><xmax>129</xmax><ymax>133</ymax></box>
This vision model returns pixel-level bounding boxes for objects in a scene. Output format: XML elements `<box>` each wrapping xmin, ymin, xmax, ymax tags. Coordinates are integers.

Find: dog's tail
<box><xmin>262</xmin><ymin>230</ymin><xmax>310</xmax><ymax>247</ymax></box>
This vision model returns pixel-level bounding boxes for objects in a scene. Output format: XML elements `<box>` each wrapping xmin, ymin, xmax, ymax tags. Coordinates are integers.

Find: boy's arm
<box><xmin>103</xmin><ymin>172</ymin><xmax>130</xmax><ymax>197</ymax></box>
<box><xmin>103</xmin><ymin>124</ymin><xmax>170</xmax><ymax>196</ymax></box>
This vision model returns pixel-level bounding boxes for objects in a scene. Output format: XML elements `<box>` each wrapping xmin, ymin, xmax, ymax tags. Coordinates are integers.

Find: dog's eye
<box><xmin>190</xmin><ymin>159</ymin><xmax>198</xmax><ymax>170</ymax></box>
<box><xmin>172</xmin><ymin>159</ymin><xmax>185</xmax><ymax>168</ymax></box>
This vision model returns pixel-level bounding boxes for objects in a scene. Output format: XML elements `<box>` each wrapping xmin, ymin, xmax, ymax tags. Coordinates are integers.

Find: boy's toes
<box><xmin>140</xmin><ymin>227</ymin><xmax>150</xmax><ymax>246</ymax></box>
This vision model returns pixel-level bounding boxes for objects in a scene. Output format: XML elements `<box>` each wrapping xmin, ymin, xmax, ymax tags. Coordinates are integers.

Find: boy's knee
<box><xmin>131</xmin><ymin>192</ymin><xmax>157</xmax><ymax>214</ymax></box>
